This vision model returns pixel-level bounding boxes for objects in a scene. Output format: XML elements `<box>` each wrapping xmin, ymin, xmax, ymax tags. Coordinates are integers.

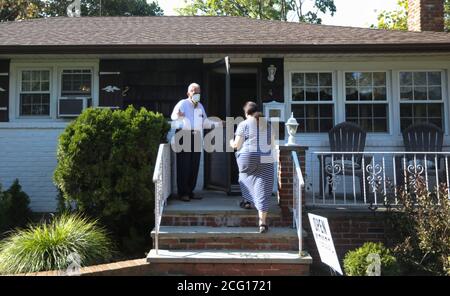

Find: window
<box><xmin>399</xmin><ymin>71</ymin><xmax>444</xmax><ymax>131</ymax></box>
<box><xmin>61</xmin><ymin>69</ymin><xmax>92</xmax><ymax>97</ymax></box>
<box><xmin>19</xmin><ymin>70</ymin><xmax>50</xmax><ymax>116</ymax></box>
<box><xmin>345</xmin><ymin>72</ymin><xmax>388</xmax><ymax>132</ymax></box>
<box><xmin>291</xmin><ymin>72</ymin><xmax>334</xmax><ymax>132</ymax></box>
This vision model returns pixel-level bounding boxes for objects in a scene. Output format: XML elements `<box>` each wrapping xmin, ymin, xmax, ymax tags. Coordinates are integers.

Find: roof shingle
<box><xmin>0</xmin><ymin>16</ymin><xmax>450</xmax><ymax>53</ymax></box>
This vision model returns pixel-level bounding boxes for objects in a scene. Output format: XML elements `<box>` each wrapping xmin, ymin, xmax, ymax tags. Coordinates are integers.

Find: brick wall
<box><xmin>302</xmin><ymin>209</ymin><xmax>397</xmax><ymax>269</ymax></box>
<box><xmin>0</xmin><ymin>125</ymin><xmax>66</xmax><ymax>212</ymax></box>
<box><xmin>408</xmin><ymin>0</ymin><xmax>444</xmax><ymax>31</ymax></box>
<box><xmin>277</xmin><ymin>145</ymin><xmax>307</xmax><ymax>225</ymax></box>
<box><xmin>24</xmin><ymin>259</ymin><xmax>310</xmax><ymax>276</ymax></box>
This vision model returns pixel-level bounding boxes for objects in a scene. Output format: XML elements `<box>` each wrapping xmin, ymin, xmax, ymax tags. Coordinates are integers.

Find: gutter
<box><xmin>1</xmin><ymin>43</ymin><xmax>450</xmax><ymax>54</ymax></box>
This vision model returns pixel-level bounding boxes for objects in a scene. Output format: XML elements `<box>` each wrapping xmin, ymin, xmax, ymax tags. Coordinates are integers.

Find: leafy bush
<box><xmin>389</xmin><ymin>180</ymin><xmax>450</xmax><ymax>275</ymax></box>
<box><xmin>53</xmin><ymin>106</ymin><xmax>170</xmax><ymax>255</ymax></box>
<box><xmin>0</xmin><ymin>213</ymin><xmax>113</xmax><ymax>274</ymax></box>
<box><xmin>0</xmin><ymin>179</ymin><xmax>32</xmax><ymax>236</ymax></box>
<box><xmin>344</xmin><ymin>242</ymin><xmax>400</xmax><ymax>276</ymax></box>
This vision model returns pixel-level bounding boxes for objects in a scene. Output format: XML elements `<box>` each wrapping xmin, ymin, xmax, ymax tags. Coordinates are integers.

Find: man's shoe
<box><xmin>190</xmin><ymin>193</ymin><xmax>203</xmax><ymax>200</ymax></box>
<box><xmin>180</xmin><ymin>195</ymin><xmax>190</xmax><ymax>202</ymax></box>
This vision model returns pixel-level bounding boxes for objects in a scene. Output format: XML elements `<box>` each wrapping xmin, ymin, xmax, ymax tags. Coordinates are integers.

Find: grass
<box><xmin>0</xmin><ymin>213</ymin><xmax>114</xmax><ymax>275</ymax></box>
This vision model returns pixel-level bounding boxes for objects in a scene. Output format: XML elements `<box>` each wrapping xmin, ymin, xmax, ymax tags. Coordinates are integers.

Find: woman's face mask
<box><xmin>192</xmin><ymin>93</ymin><xmax>201</xmax><ymax>102</ymax></box>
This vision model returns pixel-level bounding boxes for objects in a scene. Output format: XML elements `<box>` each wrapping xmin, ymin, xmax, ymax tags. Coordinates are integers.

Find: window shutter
<box><xmin>261</xmin><ymin>58</ymin><xmax>284</xmax><ymax>103</ymax></box>
<box><xmin>0</xmin><ymin>60</ymin><xmax>9</xmax><ymax>122</ymax></box>
<box><xmin>99</xmin><ymin>60</ymin><xmax>123</xmax><ymax>109</ymax></box>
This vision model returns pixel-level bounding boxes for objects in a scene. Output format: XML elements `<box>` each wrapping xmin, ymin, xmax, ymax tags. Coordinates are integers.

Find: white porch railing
<box><xmin>292</xmin><ymin>151</ymin><xmax>304</xmax><ymax>256</ymax></box>
<box><xmin>152</xmin><ymin>143</ymin><xmax>172</xmax><ymax>255</ymax></box>
<box><xmin>310</xmin><ymin>151</ymin><xmax>450</xmax><ymax>207</ymax></box>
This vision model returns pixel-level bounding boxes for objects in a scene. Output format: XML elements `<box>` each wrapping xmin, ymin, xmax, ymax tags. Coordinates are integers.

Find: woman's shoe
<box><xmin>259</xmin><ymin>224</ymin><xmax>269</xmax><ymax>233</ymax></box>
<box><xmin>239</xmin><ymin>200</ymin><xmax>252</xmax><ymax>210</ymax></box>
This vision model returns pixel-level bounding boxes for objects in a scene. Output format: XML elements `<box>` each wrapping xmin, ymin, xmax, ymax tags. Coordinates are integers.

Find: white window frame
<box><xmin>343</xmin><ymin>70</ymin><xmax>391</xmax><ymax>134</ymax></box>
<box><xmin>58</xmin><ymin>67</ymin><xmax>94</xmax><ymax>99</ymax></box>
<box><xmin>397</xmin><ymin>69</ymin><xmax>447</xmax><ymax>134</ymax></box>
<box><xmin>17</xmin><ymin>68</ymin><xmax>52</xmax><ymax>119</ymax></box>
<box><xmin>9</xmin><ymin>60</ymin><xmax>99</xmax><ymax>122</ymax></box>
<box><xmin>289</xmin><ymin>71</ymin><xmax>337</xmax><ymax>133</ymax></box>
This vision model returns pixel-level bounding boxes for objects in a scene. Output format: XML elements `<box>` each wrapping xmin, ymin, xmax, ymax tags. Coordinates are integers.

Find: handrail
<box><xmin>153</xmin><ymin>143</ymin><xmax>172</xmax><ymax>255</ymax></box>
<box><xmin>291</xmin><ymin>151</ymin><xmax>305</xmax><ymax>256</ymax></box>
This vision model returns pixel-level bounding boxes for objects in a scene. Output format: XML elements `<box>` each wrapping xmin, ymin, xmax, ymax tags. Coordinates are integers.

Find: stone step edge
<box><xmin>162</xmin><ymin>210</ymin><xmax>282</xmax><ymax>217</ymax></box>
<box><xmin>147</xmin><ymin>249</ymin><xmax>313</xmax><ymax>264</ymax></box>
<box><xmin>151</xmin><ymin>226</ymin><xmax>307</xmax><ymax>239</ymax></box>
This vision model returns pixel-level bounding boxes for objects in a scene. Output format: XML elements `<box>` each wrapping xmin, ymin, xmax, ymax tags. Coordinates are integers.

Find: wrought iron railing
<box><xmin>152</xmin><ymin>143</ymin><xmax>172</xmax><ymax>255</ymax></box>
<box><xmin>292</xmin><ymin>151</ymin><xmax>304</xmax><ymax>256</ymax></box>
<box><xmin>309</xmin><ymin>151</ymin><xmax>450</xmax><ymax>207</ymax></box>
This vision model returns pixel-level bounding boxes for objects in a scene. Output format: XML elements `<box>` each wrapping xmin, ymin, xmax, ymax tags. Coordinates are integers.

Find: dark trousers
<box><xmin>176</xmin><ymin>130</ymin><xmax>201</xmax><ymax>197</ymax></box>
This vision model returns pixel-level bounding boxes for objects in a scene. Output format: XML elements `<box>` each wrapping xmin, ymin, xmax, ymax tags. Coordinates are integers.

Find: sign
<box><xmin>308</xmin><ymin>213</ymin><xmax>343</xmax><ymax>275</ymax></box>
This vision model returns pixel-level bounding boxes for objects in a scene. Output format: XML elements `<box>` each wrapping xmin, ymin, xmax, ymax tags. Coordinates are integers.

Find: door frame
<box><xmin>203</xmin><ymin>59</ymin><xmax>262</xmax><ymax>193</ymax></box>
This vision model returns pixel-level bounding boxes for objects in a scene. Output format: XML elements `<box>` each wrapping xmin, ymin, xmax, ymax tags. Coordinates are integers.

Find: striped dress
<box><xmin>235</xmin><ymin>118</ymin><xmax>274</xmax><ymax>213</ymax></box>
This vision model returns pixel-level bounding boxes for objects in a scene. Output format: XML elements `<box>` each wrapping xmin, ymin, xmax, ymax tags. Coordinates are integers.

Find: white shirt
<box><xmin>171</xmin><ymin>98</ymin><xmax>219</xmax><ymax>131</ymax></box>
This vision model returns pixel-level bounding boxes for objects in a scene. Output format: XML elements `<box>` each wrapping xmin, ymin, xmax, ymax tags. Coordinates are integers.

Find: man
<box><xmin>171</xmin><ymin>83</ymin><xmax>219</xmax><ymax>202</ymax></box>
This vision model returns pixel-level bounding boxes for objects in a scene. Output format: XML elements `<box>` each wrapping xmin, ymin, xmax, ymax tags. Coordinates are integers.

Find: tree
<box><xmin>374</xmin><ymin>0</ymin><xmax>450</xmax><ymax>31</ymax></box>
<box><xmin>0</xmin><ymin>0</ymin><xmax>43</xmax><ymax>22</ymax></box>
<box><xmin>0</xmin><ymin>0</ymin><xmax>164</xmax><ymax>22</ymax></box>
<box><xmin>176</xmin><ymin>0</ymin><xmax>336</xmax><ymax>24</ymax></box>
<box><xmin>43</xmin><ymin>0</ymin><xmax>163</xmax><ymax>17</ymax></box>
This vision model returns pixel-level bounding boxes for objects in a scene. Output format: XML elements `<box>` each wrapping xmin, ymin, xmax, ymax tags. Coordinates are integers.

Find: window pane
<box><xmin>373</xmin><ymin>72</ymin><xmax>386</xmax><ymax>86</ymax></box>
<box><xmin>20</xmin><ymin>94</ymin><xmax>50</xmax><ymax>116</ymax></box>
<box><xmin>401</xmin><ymin>118</ymin><xmax>413</xmax><ymax>131</ymax></box>
<box><xmin>346</xmin><ymin>105</ymin><xmax>358</xmax><ymax>117</ymax></box>
<box><xmin>292</xmin><ymin>88</ymin><xmax>305</xmax><ymax>101</ymax></box>
<box><xmin>359</xmin><ymin>104</ymin><xmax>372</xmax><ymax>117</ymax></box>
<box><xmin>305</xmin><ymin>105</ymin><xmax>319</xmax><ymax>118</ymax></box>
<box><xmin>319</xmin><ymin>87</ymin><xmax>333</xmax><ymax>101</ymax></box>
<box><xmin>427</xmin><ymin>103</ymin><xmax>443</xmax><ymax>118</ymax></box>
<box><xmin>400</xmin><ymin>87</ymin><xmax>413</xmax><ymax>100</ymax></box>
<box><xmin>319</xmin><ymin>118</ymin><xmax>333</xmax><ymax>132</ymax></box>
<box><xmin>359</xmin><ymin>72</ymin><xmax>372</xmax><ymax>86</ymax></box>
<box><xmin>22</xmin><ymin>81</ymin><xmax>31</xmax><ymax>92</ymax></box>
<box><xmin>359</xmin><ymin>87</ymin><xmax>373</xmax><ymax>101</ymax></box>
<box><xmin>413</xmin><ymin>72</ymin><xmax>427</xmax><ymax>85</ymax></box>
<box><xmin>32</xmin><ymin>81</ymin><xmax>41</xmax><ymax>91</ymax></box>
<box><xmin>305</xmin><ymin>73</ymin><xmax>318</xmax><ymax>86</ymax></box>
<box><xmin>22</xmin><ymin>71</ymin><xmax>31</xmax><ymax>81</ymax></box>
<box><xmin>373</xmin><ymin>119</ymin><xmax>387</xmax><ymax>132</ymax></box>
<box><xmin>305</xmin><ymin>87</ymin><xmax>319</xmax><ymax>101</ymax></box>
<box><xmin>345</xmin><ymin>72</ymin><xmax>358</xmax><ymax>86</ymax></box>
<box><xmin>41</xmin><ymin>71</ymin><xmax>49</xmax><ymax>81</ymax></box>
<box><xmin>373</xmin><ymin>87</ymin><xmax>386</xmax><ymax>101</ymax></box>
<box><xmin>428</xmin><ymin>71</ymin><xmax>441</xmax><ymax>86</ymax></box>
<box><xmin>61</xmin><ymin>70</ymin><xmax>92</xmax><ymax>96</ymax></box>
<box><xmin>400</xmin><ymin>72</ymin><xmax>412</xmax><ymax>86</ymax></box>
<box><xmin>319</xmin><ymin>105</ymin><xmax>333</xmax><ymax>117</ymax></box>
<box><xmin>428</xmin><ymin>87</ymin><xmax>442</xmax><ymax>100</ymax></box>
<box><xmin>400</xmin><ymin>104</ymin><xmax>413</xmax><ymax>117</ymax></box>
<box><xmin>346</xmin><ymin>88</ymin><xmax>358</xmax><ymax>101</ymax></box>
<box><xmin>319</xmin><ymin>73</ymin><xmax>332</xmax><ymax>87</ymax></box>
<box><xmin>373</xmin><ymin>104</ymin><xmax>386</xmax><ymax>117</ymax></box>
<box><xmin>414</xmin><ymin>104</ymin><xmax>427</xmax><ymax>117</ymax></box>
<box><xmin>414</xmin><ymin>87</ymin><xmax>427</xmax><ymax>100</ymax></box>
<box><xmin>292</xmin><ymin>73</ymin><xmax>304</xmax><ymax>86</ymax></box>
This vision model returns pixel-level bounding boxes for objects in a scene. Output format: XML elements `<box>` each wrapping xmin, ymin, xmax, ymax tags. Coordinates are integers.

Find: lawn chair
<box><xmin>397</xmin><ymin>122</ymin><xmax>445</xmax><ymax>189</ymax></box>
<box><xmin>318</xmin><ymin>122</ymin><xmax>372</xmax><ymax>199</ymax></box>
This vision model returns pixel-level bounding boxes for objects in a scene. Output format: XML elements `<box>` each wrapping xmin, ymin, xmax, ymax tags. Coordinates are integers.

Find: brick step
<box><xmin>146</xmin><ymin>249</ymin><xmax>312</xmax><ymax>276</ymax></box>
<box><xmin>152</xmin><ymin>226</ymin><xmax>307</xmax><ymax>251</ymax></box>
<box><xmin>162</xmin><ymin>192</ymin><xmax>292</xmax><ymax>227</ymax></box>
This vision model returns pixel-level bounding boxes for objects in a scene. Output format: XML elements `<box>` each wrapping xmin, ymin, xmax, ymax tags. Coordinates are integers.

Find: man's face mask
<box><xmin>192</xmin><ymin>93</ymin><xmax>201</xmax><ymax>102</ymax></box>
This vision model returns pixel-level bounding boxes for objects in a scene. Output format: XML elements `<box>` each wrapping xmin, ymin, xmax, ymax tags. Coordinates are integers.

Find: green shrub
<box><xmin>0</xmin><ymin>179</ymin><xmax>32</xmax><ymax>236</ymax></box>
<box><xmin>344</xmin><ymin>242</ymin><xmax>400</xmax><ymax>276</ymax></box>
<box><xmin>0</xmin><ymin>213</ymin><xmax>113</xmax><ymax>274</ymax></box>
<box><xmin>53</xmin><ymin>106</ymin><xmax>170</xmax><ymax>255</ymax></box>
<box><xmin>388</xmin><ymin>180</ymin><xmax>450</xmax><ymax>275</ymax></box>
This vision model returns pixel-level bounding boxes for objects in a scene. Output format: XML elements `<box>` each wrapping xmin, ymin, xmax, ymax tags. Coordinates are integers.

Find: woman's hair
<box><xmin>243</xmin><ymin>101</ymin><xmax>267</xmax><ymax>130</ymax></box>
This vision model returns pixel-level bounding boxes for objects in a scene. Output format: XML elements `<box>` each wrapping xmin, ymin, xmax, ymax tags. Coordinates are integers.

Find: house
<box><xmin>1</xmin><ymin>0</ymin><xmax>449</xmax><ymax>275</ymax></box>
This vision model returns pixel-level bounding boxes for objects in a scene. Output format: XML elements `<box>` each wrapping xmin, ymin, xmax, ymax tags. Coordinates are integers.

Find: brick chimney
<box><xmin>408</xmin><ymin>0</ymin><xmax>445</xmax><ymax>31</ymax></box>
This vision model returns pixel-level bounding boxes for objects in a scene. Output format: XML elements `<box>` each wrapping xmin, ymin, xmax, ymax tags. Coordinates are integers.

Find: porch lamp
<box><xmin>286</xmin><ymin>112</ymin><xmax>299</xmax><ymax>146</ymax></box>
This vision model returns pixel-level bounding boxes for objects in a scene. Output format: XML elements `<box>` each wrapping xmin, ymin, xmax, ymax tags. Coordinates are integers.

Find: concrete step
<box><xmin>152</xmin><ymin>226</ymin><xmax>307</xmax><ymax>251</ymax></box>
<box><xmin>146</xmin><ymin>249</ymin><xmax>312</xmax><ymax>276</ymax></box>
<box><xmin>162</xmin><ymin>193</ymin><xmax>290</xmax><ymax>226</ymax></box>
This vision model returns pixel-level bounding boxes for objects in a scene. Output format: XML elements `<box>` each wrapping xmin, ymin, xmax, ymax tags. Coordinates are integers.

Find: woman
<box><xmin>229</xmin><ymin>102</ymin><xmax>275</xmax><ymax>233</ymax></box>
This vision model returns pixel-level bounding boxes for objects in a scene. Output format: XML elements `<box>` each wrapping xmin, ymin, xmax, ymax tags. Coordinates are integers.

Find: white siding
<box><xmin>0</xmin><ymin>124</ymin><xmax>67</xmax><ymax>212</ymax></box>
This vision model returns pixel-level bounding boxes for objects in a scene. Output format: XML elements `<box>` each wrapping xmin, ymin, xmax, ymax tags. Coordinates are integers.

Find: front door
<box><xmin>204</xmin><ymin>57</ymin><xmax>231</xmax><ymax>193</ymax></box>
<box><xmin>204</xmin><ymin>58</ymin><xmax>260</xmax><ymax>194</ymax></box>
